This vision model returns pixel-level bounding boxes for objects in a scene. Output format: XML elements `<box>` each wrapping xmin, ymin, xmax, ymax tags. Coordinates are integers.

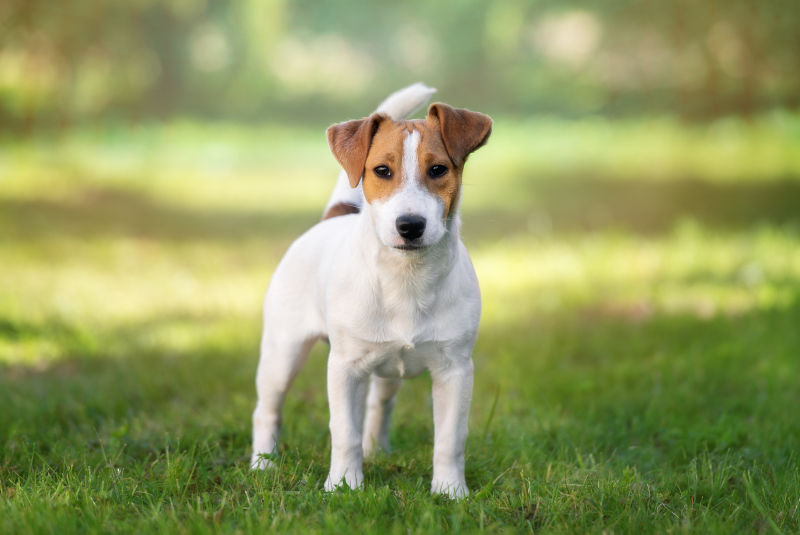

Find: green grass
<box><xmin>1</xmin><ymin>116</ymin><xmax>800</xmax><ymax>533</ymax></box>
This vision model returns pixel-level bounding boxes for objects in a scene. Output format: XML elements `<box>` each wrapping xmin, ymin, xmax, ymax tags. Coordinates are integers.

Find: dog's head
<box><xmin>327</xmin><ymin>103</ymin><xmax>492</xmax><ymax>251</ymax></box>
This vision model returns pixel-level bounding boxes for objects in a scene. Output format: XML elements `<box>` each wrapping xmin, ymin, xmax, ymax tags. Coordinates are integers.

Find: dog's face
<box><xmin>328</xmin><ymin>103</ymin><xmax>492</xmax><ymax>251</ymax></box>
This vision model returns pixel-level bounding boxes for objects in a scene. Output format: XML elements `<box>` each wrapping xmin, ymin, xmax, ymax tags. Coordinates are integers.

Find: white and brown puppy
<box><xmin>250</xmin><ymin>83</ymin><xmax>492</xmax><ymax>498</ymax></box>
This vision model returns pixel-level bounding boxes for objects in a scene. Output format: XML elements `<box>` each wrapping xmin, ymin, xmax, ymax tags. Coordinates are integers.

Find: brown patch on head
<box><xmin>412</xmin><ymin>122</ymin><xmax>461</xmax><ymax>218</ymax></box>
<box><xmin>327</xmin><ymin>113</ymin><xmax>386</xmax><ymax>188</ymax></box>
<box><xmin>426</xmin><ymin>103</ymin><xmax>492</xmax><ymax>167</ymax></box>
<box><xmin>327</xmin><ymin>103</ymin><xmax>491</xmax><ymax>220</ymax></box>
<box><xmin>419</xmin><ymin>104</ymin><xmax>492</xmax><ymax>218</ymax></box>
<box><xmin>361</xmin><ymin>120</ymin><xmax>413</xmax><ymax>203</ymax></box>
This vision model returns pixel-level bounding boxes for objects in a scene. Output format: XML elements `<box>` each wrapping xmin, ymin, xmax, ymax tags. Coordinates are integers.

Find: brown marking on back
<box><xmin>322</xmin><ymin>202</ymin><xmax>360</xmax><ymax>220</ymax></box>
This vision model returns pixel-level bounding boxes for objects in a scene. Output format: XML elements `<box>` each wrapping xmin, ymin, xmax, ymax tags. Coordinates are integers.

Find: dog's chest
<box><xmin>326</xmin><ymin>246</ymin><xmax>480</xmax><ymax>376</ymax></box>
<box><xmin>365</xmin><ymin>340</ymin><xmax>442</xmax><ymax>379</ymax></box>
<box><xmin>335</xmin><ymin>289</ymin><xmax>474</xmax><ymax>378</ymax></box>
<box><xmin>348</xmin><ymin>304</ymin><xmax>446</xmax><ymax>378</ymax></box>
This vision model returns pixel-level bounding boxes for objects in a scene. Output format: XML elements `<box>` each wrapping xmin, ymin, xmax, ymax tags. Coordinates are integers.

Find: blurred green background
<box><xmin>2</xmin><ymin>0</ymin><xmax>800</xmax><ymax>129</ymax></box>
<box><xmin>2</xmin><ymin>1</ymin><xmax>800</xmax><ymax>532</ymax></box>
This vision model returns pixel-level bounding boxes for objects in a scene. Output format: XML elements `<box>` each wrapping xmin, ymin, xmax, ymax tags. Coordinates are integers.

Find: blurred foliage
<box><xmin>1</xmin><ymin>0</ymin><xmax>799</xmax><ymax>133</ymax></box>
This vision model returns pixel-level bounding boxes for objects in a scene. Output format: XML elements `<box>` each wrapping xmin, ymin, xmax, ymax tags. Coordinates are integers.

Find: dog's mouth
<box><xmin>393</xmin><ymin>243</ymin><xmax>428</xmax><ymax>251</ymax></box>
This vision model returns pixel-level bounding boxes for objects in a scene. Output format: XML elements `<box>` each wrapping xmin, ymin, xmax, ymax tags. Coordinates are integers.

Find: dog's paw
<box><xmin>250</xmin><ymin>453</ymin><xmax>275</xmax><ymax>471</ymax></box>
<box><xmin>324</xmin><ymin>470</ymin><xmax>364</xmax><ymax>492</ymax></box>
<box><xmin>431</xmin><ymin>479</ymin><xmax>469</xmax><ymax>499</ymax></box>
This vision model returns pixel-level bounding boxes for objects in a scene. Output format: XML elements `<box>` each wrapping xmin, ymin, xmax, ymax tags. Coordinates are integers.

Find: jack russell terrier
<box><xmin>250</xmin><ymin>83</ymin><xmax>492</xmax><ymax>498</ymax></box>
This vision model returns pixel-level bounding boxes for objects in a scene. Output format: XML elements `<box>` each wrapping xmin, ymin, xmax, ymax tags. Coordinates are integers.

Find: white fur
<box><xmin>251</xmin><ymin>85</ymin><xmax>479</xmax><ymax>499</ymax></box>
<box><xmin>376</xmin><ymin>82</ymin><xmax>437</xmax><ymax>120</ymax></box>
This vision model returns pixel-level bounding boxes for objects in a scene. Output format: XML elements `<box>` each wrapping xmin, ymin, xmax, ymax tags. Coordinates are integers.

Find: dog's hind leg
<box><xmin>362</xmin><ymin>375</ymin><xmax>402</xmax><ymax>457</ymax></box>
<box><xmin>251</xmin><ymin>335</ymin><xmax>316</xmax><ymax>470</ymax></box>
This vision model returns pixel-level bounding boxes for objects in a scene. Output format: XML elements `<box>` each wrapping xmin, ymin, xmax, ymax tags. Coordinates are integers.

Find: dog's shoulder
<box><xmin>276</xmin><ymin>213</ymin><xmax>359</xmax><ymax>276</ymax></box>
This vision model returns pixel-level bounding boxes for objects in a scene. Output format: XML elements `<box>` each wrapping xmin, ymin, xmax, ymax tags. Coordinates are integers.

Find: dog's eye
<box><xmin>428</xmin><ymin>165</ymin><xmax>449</xmax><ymax>179</ymax></box>
<box><xmin>373</xmin><ymin>165</ymin><xmax>392</xmax><ymax>179</ymax></box>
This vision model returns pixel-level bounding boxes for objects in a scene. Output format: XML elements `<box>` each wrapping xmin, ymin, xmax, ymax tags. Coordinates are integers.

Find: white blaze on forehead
<box><xmin>368</xmin><ymin>127</ymin><xmax>447</xmax><ymax>249</ymax></box>
<box><xmin>402</xmin><ymin>130</ymin><xmax>421</xmax><ymax>186</ymax></box>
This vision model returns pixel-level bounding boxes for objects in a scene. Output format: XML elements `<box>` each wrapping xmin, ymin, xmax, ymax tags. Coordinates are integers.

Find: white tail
<box><xmin>376</xmin><ymin>82</ymin><xmax>437</xmax><ymax>120</ymax></box>
<box><xmin>324</xmin><ymin>83</ymin><xmax>436</xmax><ymax>216</ymax></box>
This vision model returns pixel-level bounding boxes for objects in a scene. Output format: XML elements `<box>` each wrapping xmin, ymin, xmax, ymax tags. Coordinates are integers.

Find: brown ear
<box><xmin>326</xmin><ymin>113</ymin><xmax>385</xmax><ymax>188</ymax></box>
<box><xmin>427</xmin><ymin>103</ymin><xmax>492</xmax><ymax>167</ymax></box>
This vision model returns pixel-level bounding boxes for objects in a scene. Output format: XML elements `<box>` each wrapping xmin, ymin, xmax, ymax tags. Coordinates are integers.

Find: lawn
<box><xmin>1</xmin><ymin>115</ymin><xmax>799</xmax><ymax>533</ymax></box>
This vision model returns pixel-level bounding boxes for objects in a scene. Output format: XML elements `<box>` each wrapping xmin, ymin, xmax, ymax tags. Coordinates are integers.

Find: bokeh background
<box><xmin>2</xmin><ymin>0</ymin><xmax>800</xmax><ymax>127</ymax></box>
<box><xmin>2</xmin><ymin>1</ymin><xmax>800</xmax><ymax>532</ymax></box>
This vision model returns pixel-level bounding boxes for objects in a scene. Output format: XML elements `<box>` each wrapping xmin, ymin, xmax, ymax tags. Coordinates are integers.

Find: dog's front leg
<box><xmin>430</xmin><ymin>358</ymin><xmax>474</xmax><ymax>498</ymax></box>
<box><xmin>324</xmin><ymin>354</ymin><xmax>368</xmax><ymax>491</ymax></box>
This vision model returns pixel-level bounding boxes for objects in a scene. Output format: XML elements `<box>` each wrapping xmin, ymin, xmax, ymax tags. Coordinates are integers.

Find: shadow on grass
<box><xmin>1</xmin><ymin>176</ymin><xmax>800</xmax><ymax>246</ymax></box>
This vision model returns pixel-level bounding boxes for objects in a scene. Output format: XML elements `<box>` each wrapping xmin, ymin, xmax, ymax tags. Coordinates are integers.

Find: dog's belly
<box><xmin>368</xmin><ymin>341</ymin><xmax>440</xmax><ymax>379</ymax></box>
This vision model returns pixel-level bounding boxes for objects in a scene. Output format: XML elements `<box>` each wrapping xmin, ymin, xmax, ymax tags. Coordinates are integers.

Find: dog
<box><xmin>250</xmin><ymin>83</ymin><xmax>492</xmax><ymax>498</ymax></box>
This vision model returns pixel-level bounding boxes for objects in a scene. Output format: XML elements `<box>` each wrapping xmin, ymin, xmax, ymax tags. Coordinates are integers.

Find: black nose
<box><xmin>396</xmin><ymin>214</ymin><xmax>426</xmax><ymax>241</ymax></box>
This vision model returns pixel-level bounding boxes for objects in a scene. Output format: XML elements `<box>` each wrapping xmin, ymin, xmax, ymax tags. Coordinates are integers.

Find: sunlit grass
<box><xmin>1</xmin><ymin>118</ymin><xmax>799</xmax><ymax>532</ymax></box>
